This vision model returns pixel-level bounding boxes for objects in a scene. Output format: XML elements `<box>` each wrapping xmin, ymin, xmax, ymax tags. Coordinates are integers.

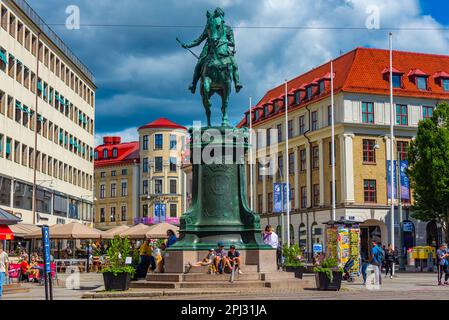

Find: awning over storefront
<box><xmin>9</xmin><ymin>224</ymin><xmax>40</xmax><ymax>238</ymax></box>
<box><xmin>0</xmin><ymin>225</ymin><xmax>14</xmax><ymax>240</ymax></box>
<box><xmin>0</xmin><ymin>207</ymin><xmax>22</xmax><ymax>225</ymax></box>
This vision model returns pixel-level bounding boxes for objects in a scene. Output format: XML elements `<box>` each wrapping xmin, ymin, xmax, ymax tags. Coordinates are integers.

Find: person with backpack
<box><xmin>436</xmin><ymin>243</ymin><xmax>449</xmax><ymax>286</ymax></box>
<box><xmin>370</xmin><ymin>240</ymin><xmax>384</xmax><ymax>286</ymax></box>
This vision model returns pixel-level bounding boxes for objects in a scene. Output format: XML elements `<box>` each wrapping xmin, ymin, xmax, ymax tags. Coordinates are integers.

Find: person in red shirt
<box><xmin>20</xmin><ymin>259</ymin><xmax>30</xmax><ymax>282</ymax></box>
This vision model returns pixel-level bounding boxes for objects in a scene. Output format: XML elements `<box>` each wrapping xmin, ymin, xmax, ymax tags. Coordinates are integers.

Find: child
<box><xmin>186</xmin><ymin>249</ymin><xmax>218</xmax><ymax>274</ymax></box>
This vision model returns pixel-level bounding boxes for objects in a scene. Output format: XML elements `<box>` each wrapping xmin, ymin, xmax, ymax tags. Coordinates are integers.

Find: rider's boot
<box><xmin>188</xmin><ymin>83</ymin><xmax>196</xmax><ymax>94</ymax></box>
<box><xmin>233</xmin><ymin>69</ymin><xmax>243</xmax><ymax>93</ymax></box>
<box><xmin>235</xmin><ymin>82</ymin><xmax>243</xmax><ymax>93</ymax></box>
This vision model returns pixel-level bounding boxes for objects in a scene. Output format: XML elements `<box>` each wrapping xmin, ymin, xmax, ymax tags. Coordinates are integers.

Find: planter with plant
<box><xmin>313</xmin><ymin>257</ymin><xmax>343</xmax><ymax>291</ymax></box>
<box><xmin>282</xmin><ymin>244</ymin><xmax>305</xmax><ymax>279</ymax></box>
<box><xmin>100</xmin><ymin>236</ymin><xmax>135</xmax><ymax>291</ymax></box>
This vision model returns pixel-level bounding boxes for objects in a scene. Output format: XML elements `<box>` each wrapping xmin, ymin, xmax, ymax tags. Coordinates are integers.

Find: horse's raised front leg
<box><xmin>202</xmin><ymin>77</ymin><xmax>212</xmax><ymax>127</ymax></box>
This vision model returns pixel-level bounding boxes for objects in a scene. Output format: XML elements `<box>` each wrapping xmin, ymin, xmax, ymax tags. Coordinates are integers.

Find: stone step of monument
<box><xmin>183</xmin><ymin>264</ymin><xmax>259</xmax><ymax>274</ymax></box>
<box><xmin>131</xmin><ymin>280</ymin><xmax>270</xmax><ymax>289</ymax></box>
<box><xmin>145</xmin><ymin>271</ymin><xmax>297</xmax><ymax>282</ymax></box>
<box><xmin>146</xmin><ymin>272</ymin><xmax>261</xmax><ymax>282</ymax></box>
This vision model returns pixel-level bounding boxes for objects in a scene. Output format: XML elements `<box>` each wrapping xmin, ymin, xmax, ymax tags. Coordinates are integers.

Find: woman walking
<box><xmin>384</xmin><ymin>244</ymin><xmax>395</xmax><ymax>279</ymax></box>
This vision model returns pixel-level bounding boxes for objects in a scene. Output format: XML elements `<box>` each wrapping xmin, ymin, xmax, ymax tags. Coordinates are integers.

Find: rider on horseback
<box><xmin>182</xmin><ymin>8</ymin><xmax>242</xmax><ymax>94</ymax></box>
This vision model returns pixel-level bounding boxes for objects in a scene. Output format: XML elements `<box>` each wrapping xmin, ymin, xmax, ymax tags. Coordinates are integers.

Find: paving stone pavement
<box><xmin>3</xmin><ymin>272</ymin><xmax>449</xmax><ymax>300</ymax></box>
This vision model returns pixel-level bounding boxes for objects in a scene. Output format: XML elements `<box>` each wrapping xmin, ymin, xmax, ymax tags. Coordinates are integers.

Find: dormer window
<box><xmin>407</xmin><ymin>69</ymin><xmax>428</xmax><ymax>90</ymax></box>
<box><xmin>392</xmin><ymin>75</ymin><xmax>402</xmax><ymax>88</ymax></box>
<box><xmin>254</xmin><ymin>109</ymin><xmax>259</xmax><ymax>121</ymax></box>
<box><xmin>306</xmin><ymin>86</ymin><xmax>313</xmax><ymax>99</ymax></box>
<box><xmin>94</xmin><ymin>151</ymin><xmax>98</xmax><ymax>160</ymax></box>
<box><xmin>416</xmin><ymin>76</ymin><xmax>427</xmax><ymax>90</ymax></box>
<box><xmin>263</xmin><ymin>104</ymin><xmax>269</xmax><ymax>117</ymax></box>
<box><xmin>103</xmin><ymin>149</ymin><xmax>108</xmax><ymax>159</ymax></box>
<box><xmin>246</xmin><ymin>113</ymin><xmax>250</xmax><ymax>125</ymax></box>
<box><xmin>294</xmin><ymin>90</ymin><xmax>301</xmax><ymax>105</ymax></box>
<box><xmin>319</xmin><ymin>80</ymin><xmax>325</xmax><ymax>94</ymax></box>
<box><xmin>443</xmin><ymin>79</ymin><xmax>449</xmax><ymax>91</ymax></box>
<box><xmin>273</xmin><ymin>101</ymin><xmax>279</xmax><ymax>113</ymax></box>
<box><xmin>382</xmin><ymin>66</ymin><xmax>404</xmax><ymax>88</ymax></box>
<box><xmin>112</xmin><ymin>148</ymin><xmax>118</xmax><ymax>158</ymax></box>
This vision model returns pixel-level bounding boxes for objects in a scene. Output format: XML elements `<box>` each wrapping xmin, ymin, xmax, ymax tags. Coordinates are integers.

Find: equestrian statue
<box><xmin>177</xmin><ymin>8</ymin><xmax>242</xmax><ymax>127</ymax></box>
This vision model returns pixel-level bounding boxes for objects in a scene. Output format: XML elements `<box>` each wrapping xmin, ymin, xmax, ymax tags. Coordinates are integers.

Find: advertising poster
<box><xmin>349</xmin><ymin>228</ymin><xmax>361</xmax><ymax>273</ymax></box>
<box><xmin>338</xmin><ymin>228</ymin><xmax>350</xmax><ymax>266</ymax></box>
<box><xmin>326</xmin><ymin>228</ymin><xmax>338</xmax><ymax>259</ymax></box>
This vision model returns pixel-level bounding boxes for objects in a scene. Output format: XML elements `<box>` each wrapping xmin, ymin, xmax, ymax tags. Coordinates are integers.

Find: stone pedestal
<box><xmin>164</xmin><ymin>249</ymin><xmax>277</xmax><ymax>273</ymax></box>
<box><xmin>169</xmin><ymin>126</ymin><xmax>271</xmax><ymax>251</ymax></box>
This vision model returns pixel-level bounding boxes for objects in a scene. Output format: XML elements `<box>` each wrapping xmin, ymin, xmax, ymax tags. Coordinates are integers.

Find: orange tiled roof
<box><xmin>95</xmin><ymin>140</ymin><xmax>140</xmax><ymax>168</ymax></box>
<box><xmin>238</xmin><ymin>47</ymin><xmax>449</xmax><ymax>127</ymax></box>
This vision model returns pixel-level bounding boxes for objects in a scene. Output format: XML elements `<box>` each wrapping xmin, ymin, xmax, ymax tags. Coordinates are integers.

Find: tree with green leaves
<box><xmin>408</xmin><ymin>102</ymin><xmax>449</xmax><ymax>243</ymax></box>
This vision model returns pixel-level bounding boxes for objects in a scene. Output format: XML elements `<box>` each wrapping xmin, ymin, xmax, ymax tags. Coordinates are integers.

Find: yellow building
<box><xmin>240</xmin><ymin>47</ymin><xmax>449</xmax><ymax>256</ymax></box>
<box><xmin>94</xmin><ymin>137</ymin><xmax>139</xmax><ymax>230</ymax></box>
<box><xmin>138</xmin><ymin>118</ymin><xmax>188</xmax><ymax>224</ymax></box>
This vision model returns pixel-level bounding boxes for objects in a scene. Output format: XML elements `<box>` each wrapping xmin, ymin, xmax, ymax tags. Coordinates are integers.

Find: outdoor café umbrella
<box><xmin>145</xmin><ymin>222</ymin><xmax>179</xmax><ymax>239</ymax></box>
<box><xmin>10</xmin><ymin>223</ymin><xmax>40</xmax><ymax>238</ymax></box>
<box><xmin>101</xmin><ymin>225</ymin><xmax>130</xmax><ymax>240</ymax></box>
<box><xmin>119</xmin><ymin>223</ymin><xmax>152</xmax><ymax>239</ymax></box>
<box><xmin>25</xmin><ymin>222</ymin><xmax>104</xmax><ymax>239</ymax></box>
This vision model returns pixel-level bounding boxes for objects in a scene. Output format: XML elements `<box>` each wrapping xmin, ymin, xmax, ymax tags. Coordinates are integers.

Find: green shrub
<box><xmin>313</xmin><ymin>257</ymin><xmax>342</xmax><ymax>282</ymax></box>
<box><xmin>100</xmin><ymin>236</ymin><xmax>135</xmax><ymax>277</ymax></box>
<box><xmin>282</xmin><ymin>244</ymin><xmax>303</xmax><ymax>267</ymax></box>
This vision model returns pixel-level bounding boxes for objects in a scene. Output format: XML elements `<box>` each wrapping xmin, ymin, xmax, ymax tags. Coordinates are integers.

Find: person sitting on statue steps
<box><xmin>181</xmin><ymin>7</ymin><xmax>242</xmax><ymax>94</ymax></box>
<box><xmin>226</xmin><ymin>245</ymin><xmax>243</xmax><ymax>274</ymax></box>
<box><xmin>185</xmin><ymin>249</ymin><xmax>218</xmax><ymax>274</ymax></box>
<box><xmin>214</xmin><ymin>242</ymin><xmax>229</xmax><ymax>274</ymax></box>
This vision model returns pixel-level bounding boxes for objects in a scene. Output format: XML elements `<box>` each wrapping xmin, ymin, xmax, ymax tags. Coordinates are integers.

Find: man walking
<box><xmin>436</xmin><ymin>243</ymin><xmax>449</xmax><ymax>286</ymax></box>
<box><xmin>370</xmin><ymin>240</ymin><xmax>383</xmax><ymax>286</ymax></box>
<box><xmin>0</xmin><ymin>243</ymin><xmax>10</xmax><ymax>299</ymax></box>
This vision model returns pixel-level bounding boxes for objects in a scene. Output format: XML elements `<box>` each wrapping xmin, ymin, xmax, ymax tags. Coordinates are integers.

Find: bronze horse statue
<box><xmin>178</xmin><ymin>9</ymin><xmax>241</xmax><ymax>127</ymax></box>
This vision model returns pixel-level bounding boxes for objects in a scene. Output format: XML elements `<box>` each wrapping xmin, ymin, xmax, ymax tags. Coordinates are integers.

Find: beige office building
<box><xmin>240</xmin><ymin>48</ymin><xmax>449</xmax><ymax>257</ymax></box>
<box><xmin>0</xmin><ymin>0</ymin><xmax>96</xmax><ymax>226</ymax></box>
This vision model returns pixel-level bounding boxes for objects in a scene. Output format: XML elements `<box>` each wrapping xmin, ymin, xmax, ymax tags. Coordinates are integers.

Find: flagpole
<box><xmin>389</xmin><ymin>32</ymin><xmax>396</xmax><ymax>274</ymax></box>
<box><xmin>284</xmin><ymin>80</ymin><xmax>290</xmax><ymax>247</ymax></box>
<box><xmin>249</xmin><ymin>97</ymin><xmax>254</xmax><ymax>211</ymax></box>
<box><xmin>331</xmin><ymin>60</ymin><xmax>336</xmax><ymax>222</ymax></box>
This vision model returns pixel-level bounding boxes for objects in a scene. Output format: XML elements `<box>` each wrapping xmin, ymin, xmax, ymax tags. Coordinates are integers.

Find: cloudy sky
<box><xmin>26</xmin><ymin>0</ymin><xmax>449</xmax><ymax>144</ymax></box>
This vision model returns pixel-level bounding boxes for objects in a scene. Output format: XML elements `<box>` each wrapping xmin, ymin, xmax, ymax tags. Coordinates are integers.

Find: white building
<box><xmin>0</xmin><ymin>0</ymin><xmax>96</xmax><ymax>226</ymax></box>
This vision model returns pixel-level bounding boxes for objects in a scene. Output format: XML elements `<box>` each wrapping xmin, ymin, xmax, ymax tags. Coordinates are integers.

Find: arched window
<box><xmin>94</xmin><ymin>151</ymin><xmax>98</xmax><ymax>160</ymax></box>
<box><xmin>299</xmin><ymin>223</ymin><xmax>307</xmax><ymax>252</ymax></box>
<box><xmin>112</xmin><ymin>148</ymin><xmax>118</xmax><ymax>158</ymax></box>
<box><xmin>103</xmin><ymin>149</ymin><xmax>108</xmax><ymax>159</ymax></box>
<box><xmin>311</xmin><ymin>222</ymin><xmax>324</xmax><ymax>246</ymax></box>
<box><xmin>289</xmin><ymin>224</ymin><xmax>295</xmax><ymax>245</ymax></box>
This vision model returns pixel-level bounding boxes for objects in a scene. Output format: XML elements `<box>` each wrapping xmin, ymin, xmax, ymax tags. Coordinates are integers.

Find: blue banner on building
<box><xmin>399</xmin><ymin>160</ymin><xmax>410</xmax><ymax>200</ymax></box>
<box><xmin>273</xmin><ymin>183</ymin><xmax>292</xmax><ymax>213</ymax></box>
<box><xmin>154</xmin><ymin>203</ymin><xmax>166</xmax><ymax>223</ymax></box>
<box><xmin>387</xmin><ymin>160</ymin><xmax>410</xmax><ymax>201</ymax></box>
<box><xmin>386</xmin><ymin>160</ymin><xmax>397</xmax><ymax>200</ymax></box>
<box><xmin>273</xmin><ymin>183</ymin><xmax>283</xmax><ymax>213</ymax></box>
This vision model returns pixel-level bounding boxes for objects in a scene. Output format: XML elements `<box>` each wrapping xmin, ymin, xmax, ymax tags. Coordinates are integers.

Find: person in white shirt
<box><xmin>0</xmin><ymin>243</ymin><xmax>9</xmax><ymax>299</ymax></box>
<box><xmin>262</xmin><ymin>225</ymin><xmax>279</xmax><ymax>249</ymax></box>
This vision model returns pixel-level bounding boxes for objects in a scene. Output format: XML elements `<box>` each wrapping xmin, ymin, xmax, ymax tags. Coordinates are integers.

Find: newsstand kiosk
<box><xmin>324</xmin><ymin>219</ymin><xmax>361</xmax><ymax>274</ymax></box>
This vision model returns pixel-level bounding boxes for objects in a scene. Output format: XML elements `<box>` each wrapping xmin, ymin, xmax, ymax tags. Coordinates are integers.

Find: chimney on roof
<box><xmin>103</xmin><ymin>136</ymin><xmax>121</xmax><ymax>145</ymax></box>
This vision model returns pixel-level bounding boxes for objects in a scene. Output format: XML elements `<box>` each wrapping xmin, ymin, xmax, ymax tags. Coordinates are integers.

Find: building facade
<box><xmin>93</xmin><ymin>137</ymin><xmax>139</xmax><ymax>230</ymax></box>
<box><xmin>239</xmin><ymin>47</ymin><xmax>449</xmax><ymax>257</ymax></box>
<box><xmin>138</xmin><ymin>118</ymin><xmax>188</xmax><ymax>225</ymax></box>
<box><xmin>0</xmin><ymin>0</ymin><xmax>96</xmax><ymax>226</ymax></box>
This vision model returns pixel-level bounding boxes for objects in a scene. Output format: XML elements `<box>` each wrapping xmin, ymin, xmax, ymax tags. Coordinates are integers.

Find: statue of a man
<box><xmin>182</xmin><ymin>8</ymin><xmax>242</xmax><ymax>94</ymax></box>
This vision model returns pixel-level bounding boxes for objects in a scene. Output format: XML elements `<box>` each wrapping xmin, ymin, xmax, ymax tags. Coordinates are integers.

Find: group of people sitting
<box><xmin>186</xmin><ymin>242</ymin><xmax>242</xmax><ymax>275</ymax></box>
<box><xmin>18</xmin><ymin>251</ymin><xmax>44</xmax><ymax>283</ymax></box>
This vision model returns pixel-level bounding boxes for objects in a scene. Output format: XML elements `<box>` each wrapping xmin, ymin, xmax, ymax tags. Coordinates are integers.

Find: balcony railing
<box><xmin>134</xmin><ymin>217</ymin><xmax>179</xmax><ymax>225</ymax></box>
